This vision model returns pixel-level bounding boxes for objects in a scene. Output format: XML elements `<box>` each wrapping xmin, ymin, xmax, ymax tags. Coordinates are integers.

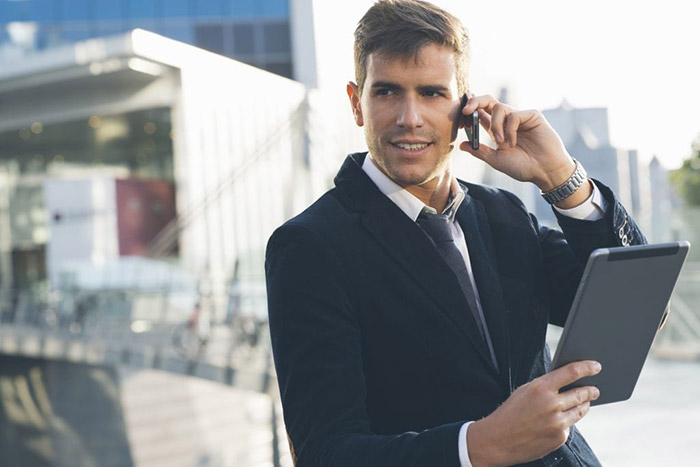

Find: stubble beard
<box><xmin>366</xmin><ymin>131</ymin><xmax>453</xmax><ymax>189</ymax></box>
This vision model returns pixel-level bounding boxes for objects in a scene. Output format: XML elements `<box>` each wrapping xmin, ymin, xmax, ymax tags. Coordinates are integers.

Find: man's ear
<box><xmin>346</xmin><ymin>82</ymin><xmax>364</xmax><ymax>127</ymax></box>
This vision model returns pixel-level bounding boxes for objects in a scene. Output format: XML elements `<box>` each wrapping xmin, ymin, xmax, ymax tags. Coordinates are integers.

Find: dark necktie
<box><xmin>416</xmin><ymin>211</ymin><xmax>499</xmax><ymax>370</ymax></box>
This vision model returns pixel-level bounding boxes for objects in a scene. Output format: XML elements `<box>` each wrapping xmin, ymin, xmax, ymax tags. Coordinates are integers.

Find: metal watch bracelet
<box><xmin>540</xmin><ymin>158</ymin><xmax>588</xmax><ymax>205</ymax></box>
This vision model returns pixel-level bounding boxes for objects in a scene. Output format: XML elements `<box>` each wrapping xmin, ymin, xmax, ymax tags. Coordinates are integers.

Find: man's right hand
<box><xmin>467</xmin><ymin>360</ymin><xmax>602</xmax><ymax>467</ymax></box>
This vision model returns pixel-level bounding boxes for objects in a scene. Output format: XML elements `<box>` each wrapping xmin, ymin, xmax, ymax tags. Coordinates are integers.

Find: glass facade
<box><xmin>0</xmin><ymin>0</ymin><xmax>293</xmax><ymax>78</ymax></box>
<box><xmin>0</xmin><ymin>108</ymin><xmax>173</xmax><ymax>180</ymax></box>
<box><xmin>0</xmin><ymin>108</ymin><xmax>174</xmax><ymax>290</ymax></box>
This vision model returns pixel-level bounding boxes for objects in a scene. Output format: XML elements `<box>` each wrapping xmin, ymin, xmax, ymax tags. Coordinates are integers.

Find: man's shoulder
<box><xmin>270</xmin><ymin>188</ymin><xmax>355</xmax><ymax>242</ymax></box>
<box><xmin>287</xmin><ymin>188</ymin><xmax>344</xmax><ymax>225</ymax></box>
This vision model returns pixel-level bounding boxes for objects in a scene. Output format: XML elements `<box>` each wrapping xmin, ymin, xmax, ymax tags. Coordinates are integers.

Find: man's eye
<box><xmin>424</xmin><ymin>90</ymin><xmax>442</xmax><ymax>97</ymax></box>
<box><xmin>376</xmin><ymin>89</ymin><xmax>393</xmax><ymax>96</ymax></box>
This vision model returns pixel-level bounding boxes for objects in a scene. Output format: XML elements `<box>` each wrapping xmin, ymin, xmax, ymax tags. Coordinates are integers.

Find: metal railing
<box><xmin>0</xmin><ymin>281</ymin><xmax>294</xmax><ymax>467</ymax></box>
<box><xmin>0</xmin><ymin>281</ymin><xmax>272</xmax><ymax>386</ymax></box>
<box><xmin>653</xmin><ymin>261</ymin><xmax>700</xmax><ymax>358</ymax></box>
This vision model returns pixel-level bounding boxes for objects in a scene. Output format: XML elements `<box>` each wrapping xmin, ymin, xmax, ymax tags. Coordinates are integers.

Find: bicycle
<box><xmin>171</xmin><ymin>301</ymin><xmax>210</xmax><ymax>360</ymax></box>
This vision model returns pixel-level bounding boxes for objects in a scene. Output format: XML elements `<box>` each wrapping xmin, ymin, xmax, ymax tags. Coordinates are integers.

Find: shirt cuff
<box><xmin>458</xmin><ymin>421</ymin><xmax>474</xmax><ymax>467</ymax></box>
<box><xmin>553</xmin><ymin>180</ymin><xmax>607</xmax><ymax>221</ymax></box>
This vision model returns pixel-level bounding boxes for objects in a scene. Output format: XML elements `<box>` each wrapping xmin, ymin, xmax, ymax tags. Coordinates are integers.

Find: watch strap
<box><xmin>541</xmin><ymin>158</ymin><xmax>588</xmax><ymax>204</ymax></box>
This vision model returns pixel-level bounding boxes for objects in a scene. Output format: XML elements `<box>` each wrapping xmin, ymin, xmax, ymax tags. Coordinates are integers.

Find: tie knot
<box><xmin>416</xmin><ymin>211</ymin><xmax>453</xmax><ymax>244</ymax></box>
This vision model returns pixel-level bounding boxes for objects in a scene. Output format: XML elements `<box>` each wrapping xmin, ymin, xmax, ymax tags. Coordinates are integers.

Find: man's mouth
<box><xmin>392</xmin><ymin>142</ymin><xmax>431</xmax><ymax>151</ymax></box>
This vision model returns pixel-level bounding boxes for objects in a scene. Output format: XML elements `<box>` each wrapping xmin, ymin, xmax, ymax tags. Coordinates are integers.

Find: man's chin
<box><xmin>386</xmin><ymin>171</ymin><xmax>434</xmax><ymax>189</ymax></box>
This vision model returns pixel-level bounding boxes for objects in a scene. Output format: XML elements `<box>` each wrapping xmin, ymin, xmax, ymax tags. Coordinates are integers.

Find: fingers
<box><xmin>547</xmin><ymin>361</ymin><xmax>602</xmax><ymax>390</ymax></box>
<box><xmin>559</xmin><ymin>385</ymin><xmax>600</xmax><ymax>412</ymax></box>
<box><xmin>463</xmin><ymin>94</ymin><xmax>543</xmax><ymax>149</ymax></box>
<box><xmin>503</xmin><ymin>112</ymin><xmax>522</xmax><ymax>148</ymax></box>
<box><xmin>562</xmin><ymin>400</ymin><xmax>592</xmax><ymax>427</ymax></box>
<box><xmin>490</xmin><ymin>104</ymin><xmax>507</xmax><ymax>145</ymax></box>
<box><xmin>459</xmin><ymin>140</ymin><xmax>498</xmax><ymax>166</ymax></box>
<box><xmin>463</xmin><ymin>94</ymin><xmax>514</xmax><ymax>146</ymax></box>
<box><xmin>475</xmin><ymin>369</ymin><xmax>598</xmax><ymax>464</ymax></box>
<box><xmin>462</xmin><ymin>94</ymin><xmax>498</xmax><ymax>115</ymax></box>
<box><xmin>478</xmin><ymin>110</ymin><xmax>492</xmax><ymax>133</ymax></box>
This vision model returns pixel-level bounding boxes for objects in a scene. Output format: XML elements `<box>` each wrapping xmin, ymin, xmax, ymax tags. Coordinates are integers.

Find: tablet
<box><xmin>551</xmin><ymin>241</ymin><xmax>690</xmax><ymax>405</ymax></box>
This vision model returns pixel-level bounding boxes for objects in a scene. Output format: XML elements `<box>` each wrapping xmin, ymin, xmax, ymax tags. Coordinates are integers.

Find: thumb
<box><xmin>459</xmin><ymin>141</ymin><xmax>497</xmax><ymax>166</ymax></box>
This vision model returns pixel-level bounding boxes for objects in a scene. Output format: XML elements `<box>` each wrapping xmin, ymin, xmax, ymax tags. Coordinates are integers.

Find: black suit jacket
<box><xmin>266</xmin><ymin>152</ymin><xmax>645</xmax><ymax>466</ymax></box>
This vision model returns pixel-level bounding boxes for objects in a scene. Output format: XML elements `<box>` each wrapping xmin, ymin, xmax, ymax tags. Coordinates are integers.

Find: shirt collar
<box><xmin>362</xmin><ymin>153</ymin><xmax>467</xmax><ymax>222</ymax></box>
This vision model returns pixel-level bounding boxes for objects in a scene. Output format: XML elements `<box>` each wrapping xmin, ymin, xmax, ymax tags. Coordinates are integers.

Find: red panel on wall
<box><xmin>115</xmin><ymin>179</ymin><xmax>176</xmax><ymax>256</ymax></box>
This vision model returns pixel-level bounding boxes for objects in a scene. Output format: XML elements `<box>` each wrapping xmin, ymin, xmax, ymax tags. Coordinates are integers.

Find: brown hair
<box><xmin>353</xmin><ymin>0</ymin><xmax>470</xmax><ymax>95</ymax></box>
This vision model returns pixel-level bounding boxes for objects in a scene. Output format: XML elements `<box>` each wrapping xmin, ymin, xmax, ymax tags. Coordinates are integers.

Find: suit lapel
<box><xmin>334</xmin><ymin>154</ymin><xmax>498</xmax><ymax>373</ymax></box>
<box><xmin>362</xmin><ymin>200</ymin><xmax>498</xmax><ymax>372</ymax></box>
<box><xmin>456</xmin><ymin>192</ymin><xmax>512</xmax><ymax>389</ymax></box>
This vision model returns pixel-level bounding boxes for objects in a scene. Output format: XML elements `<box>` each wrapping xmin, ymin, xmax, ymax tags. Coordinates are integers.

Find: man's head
<box><xmin>347</xmin><ymin>0</ymin><xmax>471</xmax><ymax>199</ymax></box>
<box><xmin>353</xmin><ymin>0</ymin><xmax>470</xmax><ymax>97</ymax></box>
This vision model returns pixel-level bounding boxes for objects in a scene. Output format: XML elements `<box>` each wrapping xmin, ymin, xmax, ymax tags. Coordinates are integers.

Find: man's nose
<box><xmin>396</xmin><ymin>97</ymin><xmax>424</xmax><ymax>129</ymax></box>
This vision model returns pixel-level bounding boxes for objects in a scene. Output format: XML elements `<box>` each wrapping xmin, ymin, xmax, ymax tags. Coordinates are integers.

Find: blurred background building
<box><xmin>535</xmin><ymin>101</ymin><xmax>651</xmax><ymax>231</ymax></box>
<box><xmin>0</xmin><ymin>1</ymin><xmax>698</xmax><ymax>466</ymax></box>
<box><xmin>0</xmin><ymin>0</ymin><xmax>368</xmax><ymax>318</ymax></box>
<box><xmin>0</xmin><ymin>1</ymin><xmax>339</xmax><ymax>465</ymax></box>
<box><xmin>0</xmin><ymin>0</ymin><xmax>294</xmax><ymax>77</ymax></box>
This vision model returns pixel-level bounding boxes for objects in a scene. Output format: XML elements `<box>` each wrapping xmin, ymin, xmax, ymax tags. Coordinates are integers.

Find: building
<box><xmin>648</xmin><ymin>156</ymin><xmax>677</xmax><ymax>244</ymax></box>
<box><xmin>0</xmin><ymin>30</ymin><xmax>329</xmax><ymax>319</ymax></box>
<box><xmin>0</xmin><ymin>0</ymin><xmax>294</xmax><ymax>78</ymax></box>
<box><xmin>0</xmin><ymin>0</ymin><xmax>483</xmax><ymax>316</ymax></box>
<box><xmin>0</xmin><ymin>0</ymin><xmax>369</xmax><ymax>312</ymax></box>
<box><xmin>530</xmin><ymin>100</ymin><xmax>648</xmax><ymax>228</ymax></box>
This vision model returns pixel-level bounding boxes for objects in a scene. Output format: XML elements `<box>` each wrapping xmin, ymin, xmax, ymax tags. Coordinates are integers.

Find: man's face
<box><xmin>348</xmin><ymin>43</ymin><xmax>463</xmax><ymax>190</ymax></box>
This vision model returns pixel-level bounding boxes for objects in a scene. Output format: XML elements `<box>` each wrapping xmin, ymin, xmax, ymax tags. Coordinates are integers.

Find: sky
<box><xmin>315</xmin><ymin>0</ymin><xmax>700</xmax><ymax>170</ymax></box>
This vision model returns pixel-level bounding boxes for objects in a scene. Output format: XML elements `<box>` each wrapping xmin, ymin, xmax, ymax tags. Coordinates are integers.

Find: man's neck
<box><xmin>404</xmin><ymin>171</ymin><xmax>453</xmax><ymax>213</ymax></box>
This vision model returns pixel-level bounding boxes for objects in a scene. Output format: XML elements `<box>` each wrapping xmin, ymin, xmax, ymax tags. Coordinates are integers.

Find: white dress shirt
<box><xmin>361</xmin><ymin>154</ymin><xmax>607</xmax><ymax>467</ymax></box>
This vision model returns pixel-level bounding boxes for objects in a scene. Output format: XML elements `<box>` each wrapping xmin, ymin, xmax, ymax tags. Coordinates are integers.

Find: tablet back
<box><xmin>551</xmin><ymin>242</ymin><xmax>690</xmax><ymax>405</ymax></box>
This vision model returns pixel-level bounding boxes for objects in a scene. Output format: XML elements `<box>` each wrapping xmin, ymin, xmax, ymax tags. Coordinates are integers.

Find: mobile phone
<box><xmin>462</xmin><ymin>94</ymin><xmax>479</xmax><ymax>150</ymax></box>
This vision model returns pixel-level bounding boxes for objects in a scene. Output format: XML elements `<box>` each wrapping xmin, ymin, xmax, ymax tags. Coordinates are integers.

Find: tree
<box><xmin>670</xmin><ymin>136</ymin><xmax>700</xmax><ymax>206</ymax></box>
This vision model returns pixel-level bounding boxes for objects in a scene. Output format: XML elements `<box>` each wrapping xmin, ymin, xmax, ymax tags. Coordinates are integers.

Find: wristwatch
<box><xmin>541</xmin><ymin>158</ymin><xmax>588</xmax><ymax>204</ymax></box>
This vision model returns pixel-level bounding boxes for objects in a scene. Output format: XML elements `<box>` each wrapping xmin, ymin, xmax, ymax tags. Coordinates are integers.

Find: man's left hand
<box><xmin>459</xmin><ymin>94</ymin><xmax>576</xmax><ymax>193</ymax></box>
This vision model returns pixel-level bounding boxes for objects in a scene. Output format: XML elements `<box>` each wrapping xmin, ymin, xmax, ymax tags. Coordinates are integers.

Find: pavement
<box><xmin>2</xmin><ymin>321</ymin><xmax>697</xmax><ymax>466</ymax></box>
<box><xmin>576</xmin><ymin>357</ymin><xmax>700</xmax><ymax>467</ymax></box>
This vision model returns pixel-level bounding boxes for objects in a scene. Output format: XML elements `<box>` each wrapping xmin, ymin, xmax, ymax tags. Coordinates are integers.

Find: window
<box><xmin>195</xmin><ymin>0</ymin><xmax>224</xmax><ymax>18</ymax></box>
<box><xmin>261</xmin><ymin>0</ymin><xmax>289</xmax><ymax>17</ymax></box>
<box><xmin>264</xmin><ymin>60</ymin><xmax>293</xmax><ymax>79</ymax></box>
<box><xmin>60</xmin><ymin>0</ymin><xmax>91</xmax><ymax>21</ymax></box>
<box><xmin>128</xmin><ymin>0</ymin><xmax>156</xmax><ymax>20</ymax></box>
<box><xmin>159</xmin><ymin>23</ymin><xmax>194</xmax><ymax>44</ymax></box>
<box><xmin>194</xmin><ymin>24</ymin><xmax>225</xmax><ymax>55</ymax></box>
<box><xmin>94</xmin><ymin>0</ymin><xmax>124</xmax><ymax>21</ymax></box>
<box><xmin>262</xmin><ymin>21</ymin><xmax>289</xmax><ymax>54</ymax></box>
<box><xmin>0</xmin><ymin>0</ymin><xmax>31</xmax><ymax>22</ymax></box>
<box><xmin>235</xmin><ymin>56</ymin><xmax>260</xmax><ymax>68</ymax></box>
<box><xmin>229</xmin><ymin>0</ymin><xmax>257</xmax><ymax>18</ymax></box>
<box><xmin>232</xmin><ymin>23</ymin><xmax>255</xmax><ymax>55</ymax></box>
<box><xmin>29</xmin><ymin>0</ymin><xmax>60</xmax><ymax>23</ymax></box>
<box><xmin>161</xmin><ymin>0</ymin><xmax>190</xmax><ymax>18</ymax></box>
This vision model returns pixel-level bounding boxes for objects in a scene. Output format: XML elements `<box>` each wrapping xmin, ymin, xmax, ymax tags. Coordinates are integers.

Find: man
<box><xmin>265</xmin><ymin>1</ymin><xmax>644</xmax><ymax>465</ymax></box>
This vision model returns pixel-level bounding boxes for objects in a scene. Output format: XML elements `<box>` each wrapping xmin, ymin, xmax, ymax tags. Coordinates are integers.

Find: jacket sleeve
<box><xmin>552</xmin><ymin>179</ymin><xmax>646</xmax><ymax>255</ymax></box>
<box><xmin>540</xmin><ymin>180</ymin><xmax>647</xmax><ymax>326</ymax></box>
<box><xmin>501</xmin><ymin>179</ymin><xmax>647</xmax><ymax>327</ymax></box>
<box><xmin>266</xmin><ymin>223</ymin><xmax>464</xmax><ymax>467</ymax></box>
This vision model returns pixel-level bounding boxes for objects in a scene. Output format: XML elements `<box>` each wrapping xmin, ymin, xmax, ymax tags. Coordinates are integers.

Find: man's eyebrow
<box><xmin>371</xmin><ymin>81</ymin><xmax>403</xmax><ymax>91</ymax></box>
<box><xmin>418</xmin><ymin>85</ymin><xmax>450</xmax><ymax>93</ymax></box>
<box><xmin>370</xmin><ymin>82</ymin><xmax>451</xmax><ymax>93</ymax></box>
